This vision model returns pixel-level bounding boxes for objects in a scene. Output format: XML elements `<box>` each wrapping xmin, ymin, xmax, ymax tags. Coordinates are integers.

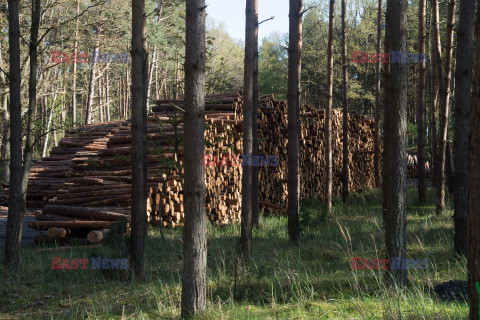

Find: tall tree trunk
<box><xmin>181</xmin><ymin>0</ymin><xmax>207</xmax><ymax>316</ymax></box>
<box><xmin>325</xmin><ymin>0</ymin><xmax>334</xmax><ymax>215</ymax></box>
<box><xmin>0</xmin><ymin>94</ymin><xmax>10</xmax><ymax>182</ymax></box>
<box><xmin>468</xmin><ymin>2</ymin><xmax>480</xmax><ymax>316</ymax></box>
<box><xmin>417</xmin><ymin>0</ymin><xmax>427</xmax><ymax>203</ymax></box>
<box><xmin>130</xmin><ymin>0</ymin><xmax>149</xmax><ymax>278</ymax></box>
<box><xmin>0</xmin><ymin>44</ymin><xmax>9</xmax><ymax>183</ymax></box>
<box><xmin>241</xmin><ymin>0</ymin><xmax>257</xmax><ymax>255</ymax></box>
<box><xmin>383</xmin><ymin>0</ymin><xmax>408</xmax><ymax>287</ymax></box>
<box><xmin>42</xmin><ymin>95</ymin><xmax>58</xmax><ymax>158</ymax></box>
<box><xmin>53</xmin><ymin>123</ymin><xmax>57</xmax><ymax>147</ymax></box>
<box><xmin>106</xmin><ymin>71</ymin><xmax>110</xmax><ymax>122</ymax></box>
<box><xmin>175</xmin><ymin>53</ymin><xmax>180</xmax><ymax>100</ymax></box>
<box><xmin>99</xmin><ymin>77</ymin><xmax>104</xmax><ymax>123</ymax></box>
<box><xmin>445</xmin><ymin>140</ymin><xmax>454</xmax><ymax>193</ymax></box>
<box><xmin>287</xmin><ymin>0</ymin><xmax>302</xmax><ymax>241</ymax></box>
<box><xmin>125</xmin><ymin>65</ymin><xmax>130</xmax><ymax>119</ymax></box>
<box><xmin>251</xmin><ymin>9</ymin><xmax>260</xmax><ymax>228</ymax></box>
<box><xmin>121</xmin><ymin>77</ymin><xmax>126</xmax><ymax>119</ymax></box>
<box><xmin>118</xmin><ymin>77</ymin><xmax>122</xmax><ymax>120</ymax></box>
<box><xmin>85</xmin><ymin>43</ymin><xmax>99</xmax><ymax>125</ymax></box>
<box><xmin>5</xmin><ymin>0</ymin><xmax>23</xmax><ymax>269</ymax></box>
<box><xmin>430</xmin><ymin>0</ymin><xmax>441</xmax><ymax>189</ymax></box>
<box><xmin>341</xmin><ymin>0</ymin><xmax>348</xmax><ymax>203</ymax></box>
<box><xmin>146</xmin><ymin>46</ymin><xmax>156</xmax><ymax>111</ymax></box>
<box><xmin>155</xmin><ymin>57</ymin><xmax>160</xmax><ymax>100</ymax></box>
<box><xmin>18</xmin><ymin>0</ymin><xmax>41</xmax><ymax>256</ymax></box>
<box><xmin>454</xmin><ymin>0</ymin><xmax>474</xmax><ymax>256</ymax></box>
<box><xmin>72</xmin><ymin>0</ymin><xmax>80</xmax><ymax>126</ymax></box>
<box><xmin>61</xmin><ymin>80</ymin><xmax>66</xmax><ymax>130</ymax></box>
<box><xmin>374</xmin><ymin>0</ymin><xmax>383</xmax><ymax>188</ymax></box>
<box><xmin>436</xmin><ymin>0</ymin><xmax>456</xmax><ymax>215</ymax></box>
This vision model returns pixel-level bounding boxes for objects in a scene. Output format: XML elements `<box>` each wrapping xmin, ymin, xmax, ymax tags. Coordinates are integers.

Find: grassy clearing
<box><xmin>0</xmin><ymin>187</ymin><xmax>467</xmax><ymax>319</ymax></box>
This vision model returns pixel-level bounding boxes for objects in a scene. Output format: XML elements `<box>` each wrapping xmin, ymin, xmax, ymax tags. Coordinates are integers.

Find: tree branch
<box><xmin>301</xmin><ymin>4</ymin><xmax>321</xmax><ymax>16</ymax></box>
<box><xmin>38</xmin><ymin>1</ymin><xmax>107</xmax><ymax>44</ymax></box>
<box><xmin>258</xmin><ymin>16</ymin><xmax>275</xmax><ymax>26</ymax></box>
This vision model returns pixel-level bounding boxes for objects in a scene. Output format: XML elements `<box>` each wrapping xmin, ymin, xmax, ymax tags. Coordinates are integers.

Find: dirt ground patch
<box><xmin>0</xmin><ymin>206</ymin><xmax>43</xmax><ymax>248</ymax></box>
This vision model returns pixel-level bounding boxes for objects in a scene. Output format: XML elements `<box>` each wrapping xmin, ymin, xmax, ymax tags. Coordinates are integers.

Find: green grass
<box><xmin>0</xmin><ymin>187</ymin><xmax>468</xmax><ymax>319</ymax></box>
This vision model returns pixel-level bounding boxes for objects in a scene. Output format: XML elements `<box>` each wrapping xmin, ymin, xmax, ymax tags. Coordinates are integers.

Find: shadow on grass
<box><xmin>0</xmin><ymin>186</ymin><xmax>467</xmax><ymax>319</ymax></box>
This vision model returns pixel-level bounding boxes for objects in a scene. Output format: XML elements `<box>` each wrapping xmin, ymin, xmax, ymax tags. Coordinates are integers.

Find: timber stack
<box><xmin>257</xmin><ymin>97</ymin><xmax>376</xmax><ymax>214</ymax></box>
<box><xmin>4</xmin><ymin>93</ymin><xmax>245</xmax><ymax>242</ymax></box>
<box><xmin>3</xmin><ymin>92</ymin><xmax>379</xmax><ymax>244</ymax></box>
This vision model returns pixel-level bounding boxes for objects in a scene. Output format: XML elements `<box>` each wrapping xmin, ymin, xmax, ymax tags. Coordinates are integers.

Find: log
<box><xmin>28</xmin><ymin>220</ymin><xmax>118</xmax><ymax>230</ymax></box>
<box><xmin>46</xmin><ymin>227</ymin><xmax>68</xmax><ymax>239</ymax></box>
<box><xmin>43</xmin><ymin>205</ymin><xmax>130</xmax><ymax>221</ymax></box>
<box><xmin>87</xmin><ymin>229</ymin><xmax>109</xmax><ymax>243</ymax></box>
<box><xmin>35</xmin><ymin>213</ymin><xmax>77</xmax><ymax>222</ymax></box>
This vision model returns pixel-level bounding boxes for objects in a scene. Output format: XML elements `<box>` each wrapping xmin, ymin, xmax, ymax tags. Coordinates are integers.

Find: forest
<box><xmin>0</xmin><ymin>0</ymin><xmax>479</xmax><ymax>318</ymax></box>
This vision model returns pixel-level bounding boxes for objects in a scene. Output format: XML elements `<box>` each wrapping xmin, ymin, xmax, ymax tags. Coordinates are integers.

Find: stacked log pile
<box><xmin>153</xmin><ymin>92</ymin><xmax>244</xmax><ymax>225</ymax></box>
<box><xmin>3</xmin><ymin>92</ymin><xmax>380</xmax><ymax>244</ymax></box>
<box><xmin>257</xmin><ymin>97</ymin><xmax>376</xmax><ymax>214</ymax></box>
<box><xmin>3</xmin><ymin>93</ymin><xmax>246</xmax><ymax>245</ymax></box>
<box><xmin>4</xmin><ymin>122</ymin><xmax>124</xmax><ymax>207</ymax></box>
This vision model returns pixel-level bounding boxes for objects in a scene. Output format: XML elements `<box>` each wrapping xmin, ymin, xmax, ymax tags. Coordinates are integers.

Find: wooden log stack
<box><xmin>256</xmin><ymin>96</ymin><xmax>377</xmax><ymax>214</ymax></box>
<box><xmin>4</xmin><ymin>122</ymin><xmax>125</xmax><ymax>207</ymax></box>
<box><xmin>3</xmin><ymin>92</ymin><xmax>381</xmax><ymax>244</ymax></box>
<box><xmin>4</xmin><ymin>93</ymin><xmax>246</xmax><ymax>243</ymax></box>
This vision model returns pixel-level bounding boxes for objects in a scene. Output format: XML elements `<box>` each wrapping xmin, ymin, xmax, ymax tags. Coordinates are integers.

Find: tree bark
<box><xmin>0</xmin><ymin>94</ymin><xmax>10</xmax><ymax>182</ymax></box>
<box><xmin>175</xmin><ymin>53</ymin><xmax>181</xmax><ymax>100</ymax></box>
<box><xmin>126</xmin><ymin>66</ymin><xmax>130</xmax><ymax>119</ymax></box>
<box><xmin>287</xmin><ymin>0</ymin><xmax>302</xmax><ymax>241</ymax></box>
<box><xmin>251</xmin><ymin>6</ymin><xmax>260</xmax><ymax>228</ymax></box>
<box><xmin>430</xmin><ymin>0</ymin><xmax>441</xmax><ymax>190</ymax></box>
<box><xmin>324</xmin><ymin>0</ymin><xmax>335</xmax><ymax>215</ymax></box>
<box><xmin>86</xmin><ymin>42</ymin><xmax>99</xmax><ymax>125</ymax></box>
<box><xmin>72</xmin><ymin>0</ymin><xmax>80</xmax><ymax>126</ymax></box>
<box><xmin>21</xmin><ymin>0</ymin><xmax>41</xmax><ymax>222</ymax></box>
<box><xmin>436</xmin><ymin>0</ymin><xmax>456</xmax><ymax>215</ymax></box>
<box><xmin>454</xmin><ymin>0</ymin><xmax>474</xmax><ymax>256</ymax></box>
<box><xmin>341</xmin><ymin>0</ymin><xmax>348</xmax><ymax>203</ymax></box>
<box><xmin>130</xmin><ymin>0</ymin><xmax>149</xmax><ymax>278</ymax></box>
<box><xmin>468</xmin><ymin>2</ymin><xmax>480</xmax><ymax>316</ymax></box>
<box><xmin>0</xmin><ymin>36</ymin><xmax>10</xmax><ymax>183</ymax></box>
<box><xmin>105</xmin><ymin>70</ymin><xmax>111</xmax><ymax>122</ymax></box>
<box><xmin>42</xmin><ymin>95</ymin><xmax>58</xmax><ymax>158</ymax></box>
<box><xmin>445</xmin><ymin>140</ymin><xmax>454</xmax><ymax>194</ymax></box>
<box><xmin>5</xmin><ymin>0</ymin><xmax>23</xmax><ymax>269</ymax></box>
<box><xmin>417</xmin><ymin>0</ymin><xmax>427</xmax><ymax>203</ymax></box>
<box><xmin>146</xmin><ymin>46</ymin><xmax>156</xmax><ymax>111</ymax></box>
<box><xmin>8</xmin><ymin>0</ymin><xmax>40</xmax><ymax>265</ymax></box>
<box><xmin>383</xmin><ymin>0</ymin><xmax>408</xmax><ymax>288</ymax></box>
<box><xmin>241</xmin><ymin>0</ymin><xmax>257</xmax><ymax>255</ymax></box>
<box><xmin>374</xmin><ymin>0</ymin><xmax>382</xmax><ymax>188</ymax></box>
<box><xmin>181</xmin><ymin>0</ymin><xmax>207</xmax><ymax>316</ymax></box>
<box><xmin>99</xmin><ymin>76</ymin><xmax>104</xmax><ymax>123</ymax></box>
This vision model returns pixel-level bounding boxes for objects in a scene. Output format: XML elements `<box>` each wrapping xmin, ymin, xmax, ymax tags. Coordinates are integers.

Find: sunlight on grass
<box><xmin>0</xmin><ymin>186</ymin><xmax>468</xmax><ymax>319</ymax></box>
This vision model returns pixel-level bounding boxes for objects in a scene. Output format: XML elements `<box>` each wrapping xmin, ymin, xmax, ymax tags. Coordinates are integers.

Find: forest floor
<box><xmin>0</xmin><ymin>187</ymin><xmax>467</xmax><ymax>319</ymax></box>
